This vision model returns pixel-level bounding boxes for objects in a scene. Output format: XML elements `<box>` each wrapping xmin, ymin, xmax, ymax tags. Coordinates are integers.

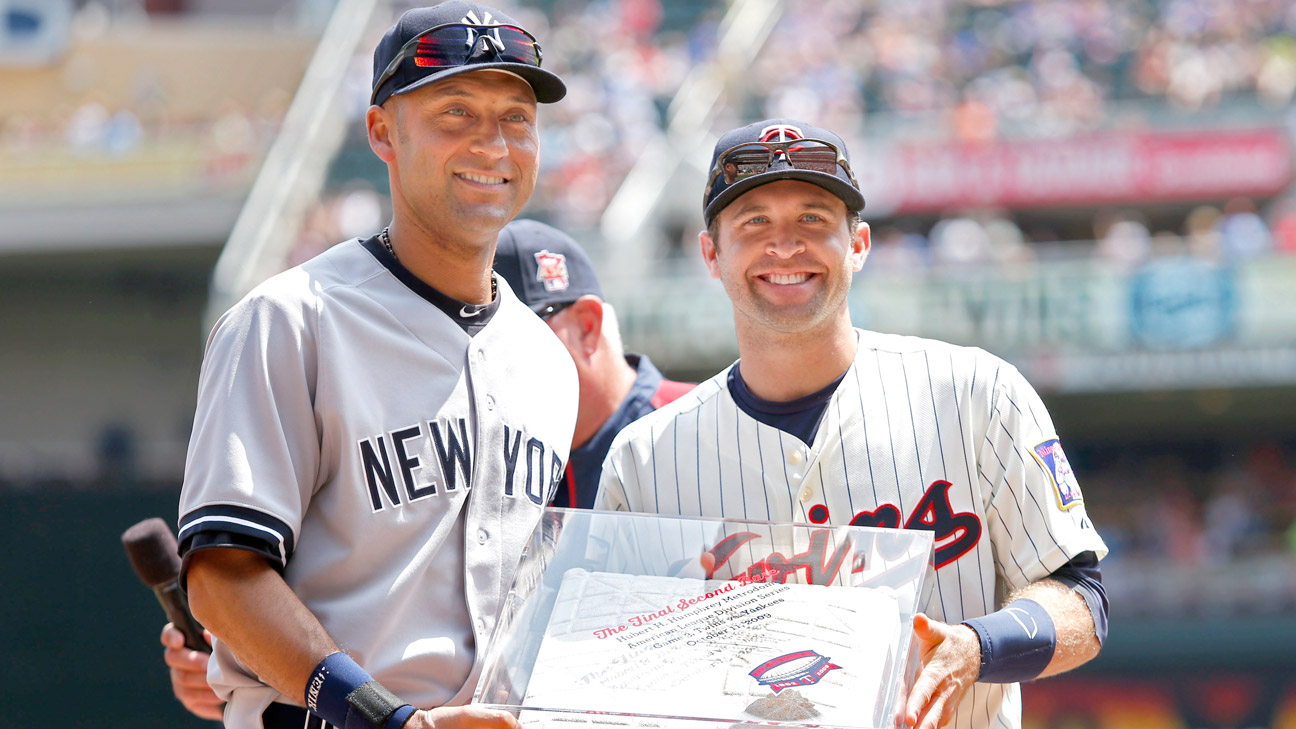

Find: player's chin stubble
<box><xmin>742</xmin><ymin>273</ymin><xmax>851</xmax><ymax>335</ymax></box>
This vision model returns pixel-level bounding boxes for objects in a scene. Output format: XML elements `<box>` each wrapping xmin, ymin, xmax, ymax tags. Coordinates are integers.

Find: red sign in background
<box><xmin>874</xmin><ymin>128</ymin><xmax>1294</xmax><ymax>214</ymax></box>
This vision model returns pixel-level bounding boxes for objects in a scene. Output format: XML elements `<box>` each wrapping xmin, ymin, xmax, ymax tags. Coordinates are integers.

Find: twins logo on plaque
<box><xmin>475</xmin><ymin>511</ymin><xmax>935</xmax><ymax>729</ymax></box>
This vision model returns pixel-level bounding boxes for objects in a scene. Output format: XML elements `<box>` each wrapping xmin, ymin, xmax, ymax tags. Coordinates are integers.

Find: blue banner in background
<box><xmin>1129</xmin><ymin>258</ymin><xmax>1236</xmax><ymax>351</ymax></box>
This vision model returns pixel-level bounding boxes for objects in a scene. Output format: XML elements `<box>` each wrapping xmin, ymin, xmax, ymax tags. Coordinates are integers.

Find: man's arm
<box><xmin>903</xmin><ymin>576</ymin><xmax>1102</xmax><ymax>729</ymax></box>
<box><xmin>186</xmin><ymin>548</ymin><xmax>339</xmax><ymax>701</ymax></box>
<box><xmin>186</xmin><ymin>548</ymin><xmax>519</xmax><ymax>729</ymax></box>
<box><xmin>1014</xmin><ymin>577</ymin><xmax>1101</xmax><ymax>677</ymax></box>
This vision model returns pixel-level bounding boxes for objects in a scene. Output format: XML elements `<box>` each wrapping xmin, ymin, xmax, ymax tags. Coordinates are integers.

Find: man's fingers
<box><xmin>192</xmin><ymin>703</ymin><xmax>225</xmax><ymax>721</ymax></box>
<box><xmin>667</xmin><ymin>552</ymin><xmax>718</xmax><ymax>579</ymax></box>
<box><xmin>175</xmin><ymin>681</ymin><xmax>223</xmax><ymax>705</ymax></box>
<box><xmin>178</xmin><ymin>689</ymin><xmax>225</xmax><ymax>721</ymax></box>
<box><xmin>915</xmin><ymin>677</ymin><xmax>963</xmax><ymax>729</ymax></box>
<box><xmin>160</xmin><ymin>622</ymin><xmax>184</xmax><ymax>648</ymax></box>
<box><xmin>416</xmin><ymin>705</ymin><xmax>519</xmax><ymax>729</ymax></box>
<box><xmin>170</xmin><ymin>664</ymin><xmax>212</xmax><ymax>688</ymax></box>
<box><xmin>163</xmin><ymin>645</ymin><xmax>210</xmax><ymax>670</ymax></box>
<box><xmin>904</xmin><ymin>671</ymin><xmax>937</xmax><ymax>726</ymax></box>
<box><xmin>915</xmin><ymin>688</ymin><xmax>949</xmax><ymax>729</ymax></box>
<box><xmin>914</xmin><ymin>613</ymin><xmax>947</xmax><ymax>641</ymax></box>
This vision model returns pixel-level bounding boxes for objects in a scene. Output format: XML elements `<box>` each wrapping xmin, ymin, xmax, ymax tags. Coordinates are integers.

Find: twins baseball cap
<box><xmin>702</xmin><ymin>118</ymin><xmax>865</xmax><ymax>225</ymax></box>
<box><xmin>370</xmin><ymin>1</ymin><xmax>566</xmax><ymax>107</ymax></box>
<box><xmin>494</xmin><ymin>219</ymin><xmax>603</xmax><ymax>313</ymax></box>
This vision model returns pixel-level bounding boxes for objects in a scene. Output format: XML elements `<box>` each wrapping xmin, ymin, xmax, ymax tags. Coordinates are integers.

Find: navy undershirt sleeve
<box><xmin>1048</xmin><ymin>551</ymin><xmax>1108</xmax><ymax>646</ymax></box>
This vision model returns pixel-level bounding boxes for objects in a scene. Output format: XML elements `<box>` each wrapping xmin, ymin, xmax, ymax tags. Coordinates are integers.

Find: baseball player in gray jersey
<box><xmin>160</xmin><ymin>219</ymin><xmax>695</xmax><ymax>722</ymax></box>
<box><xmin>178</xmin><ymin>4</ymin><xmax>577</xmax><ymax>729</ymax></box>
<box><xmin>595</xmin><ymin>119</ymin><xmax>1110</xmax><ymax>729</ymax></box>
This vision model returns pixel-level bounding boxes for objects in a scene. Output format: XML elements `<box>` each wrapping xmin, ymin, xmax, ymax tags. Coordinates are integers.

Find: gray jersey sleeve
<box><xmin>178</xmin><ymin>284</ymin><xmax>319</xmax><ymax>572</ymax></box>
<box><xmin>977</xmin><ymin>362</ymin><xmax>1108</xmax><ymax>592</ymax></box>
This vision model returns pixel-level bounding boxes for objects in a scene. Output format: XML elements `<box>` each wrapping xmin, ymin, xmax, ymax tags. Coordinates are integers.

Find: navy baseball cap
<box><xmin>703</xmin><ymin>118</ymin><xmax>865</xmax><ymax>225</ymax></box>
<box><xmin>370</xmin><ymin>1</ymin><xmax>566</xmax><ymax>107</ymax></box>
<box><xmin>494</xmin><ymin>219</ymin><xmax>603</xmax><ymax>313</ymax></box>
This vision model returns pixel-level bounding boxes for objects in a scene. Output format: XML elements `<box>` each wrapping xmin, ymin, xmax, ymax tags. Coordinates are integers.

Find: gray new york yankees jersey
<box><xmin>178</xmin><ymin>238</ymin><xmax>578</xmax><ymax>728</ymax></box>
<box><xmin>595</xmin><ymin>328</ymin><xmax>1107</xmax><ymax>729</ymax></box>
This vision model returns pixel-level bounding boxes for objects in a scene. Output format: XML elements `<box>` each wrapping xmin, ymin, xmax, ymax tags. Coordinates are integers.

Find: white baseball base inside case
<box><xmin>474</xmin><ymin>510</ymin><xmax>935</xmax><ymax>729</ymax></box>
<box><xmin>522</xmin><ymin>569</ymin><xmax>901</xmax><ymax>725</ymax></box>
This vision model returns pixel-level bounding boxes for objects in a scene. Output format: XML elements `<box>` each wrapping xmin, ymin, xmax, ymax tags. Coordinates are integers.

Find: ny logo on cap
<box><xmin>759</xmin><ymin>124</ymin><xmax>804</xmax><ymax>144</ymax></box>
<box><xmin>534</xmin><ymin>250</ymin><xmax>570</xmax><ymax>292</ymax></box>
<box><xmin>462</xmin><ymin>10</ymin><xmax>506</xmax><ymax>53</ymax></box>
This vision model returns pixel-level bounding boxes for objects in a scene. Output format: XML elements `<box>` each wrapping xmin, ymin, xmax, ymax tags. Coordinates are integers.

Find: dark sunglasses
<box><xmin>703</xmin><ymin>138</ymin><xmax>859</xmax><ymax>201</ymax></box>
<box><xmin>537</xmin><ymin>301</ymin><xmax>576</xmax><ymax>321</ymax></box>
<box><xmin>371</xmin><ymin>23</ymin><xmax>544</xmax><ymax>105</ymax></box>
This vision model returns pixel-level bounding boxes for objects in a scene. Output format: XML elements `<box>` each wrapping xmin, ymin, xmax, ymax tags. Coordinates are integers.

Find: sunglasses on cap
<box><xmin>371</xmin><ymin>22</ymin><xmax>545</xmax><ymax>105</ymax></box>
<box><xmin>703</xmin><ymin>138</ymin><xmax>860</xmax><ymax>201</ymax></box>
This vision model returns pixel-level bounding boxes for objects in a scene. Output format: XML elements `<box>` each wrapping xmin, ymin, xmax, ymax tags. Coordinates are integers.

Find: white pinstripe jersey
<box><xmin>594</xmin><ymin>328</ymin><xmax>1107</xmax><ymax>729</ymax></box>
<box><xmin>177</xmin><ymin>238</ymin><xmax>578</xmax><ymax>728</ymax></box>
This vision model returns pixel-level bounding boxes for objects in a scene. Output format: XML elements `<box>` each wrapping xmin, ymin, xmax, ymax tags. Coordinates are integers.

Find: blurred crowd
<box><xmin>866</xmin><ymin>195</ymin><xmax>1296</xmax><ymax>273</ymax></box>
<box><xmin>13</xmin><ymin>0</ymin><xmax>1296</xmax><ymax>239</ymax></box>
<box><xmin>0</xmin><ymin>99</ymin><xmax>284</xmax><ymax>195</ymax></box>
<box><xmin>1085</xmin><ymin>442</ymin><xmax>1296</xmax><ymax>616</ymax></box>
<box><xmin>514</xmin><ymin>0</ymin><xmax>1296</xmax><ymax>231</ymax></box>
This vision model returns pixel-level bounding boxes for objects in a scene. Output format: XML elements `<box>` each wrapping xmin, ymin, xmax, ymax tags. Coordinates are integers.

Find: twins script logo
<box><xmin>533</xmin><ymin>250</ymin><xmax>570</xmax><ymax>292</ymax></box>
<box><xmin>749</xmin><ymin>650</ymin><xmax>841</xmax><ymax>693</ymax></box>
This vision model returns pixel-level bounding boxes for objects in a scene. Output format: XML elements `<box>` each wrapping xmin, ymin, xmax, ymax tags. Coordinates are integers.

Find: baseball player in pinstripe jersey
<box><xmin>177</xmin><ymin>4</ymin><xmax>577</xmax><ymax>729</ymax></box>
<box><xmin>595</xmin><ymin>119</ymin><xmax>1110</xmax><ymax>729</ymax></box>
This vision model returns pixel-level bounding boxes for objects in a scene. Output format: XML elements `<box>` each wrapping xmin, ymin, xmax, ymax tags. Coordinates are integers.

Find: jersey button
<box><xmin>799</xmin><ymin>486</ymin><xmax>814</xmax><ymax>503</ymax></box>
<box><xmin>788</xmin><ymin>450</ymin><xmax>804</xmax><ymax>465</ymax></box>
<box><xmin>485</xmin><ymin>395</ymin><xmax>495</xmax><ymax>410</ymax></box>
<box><xmin>477</xmin><ymin>528</ymin><xmax>489</xmax><ymax>544</ymax></box>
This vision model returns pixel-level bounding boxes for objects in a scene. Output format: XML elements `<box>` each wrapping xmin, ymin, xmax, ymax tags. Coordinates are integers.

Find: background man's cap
<box><xmin>371</xmin><ymin>1</ymin><xmax>566</xmax><ymax>107</ymax></box>
<box><xmin>703</xmin><ymin>118</ymin><xmax>865</xmax><ymax>225</ymax></box>
<box><xmin>494</xmin><ymin>219</ymin><xmax>603</xmax><ymax>313</ymax></box>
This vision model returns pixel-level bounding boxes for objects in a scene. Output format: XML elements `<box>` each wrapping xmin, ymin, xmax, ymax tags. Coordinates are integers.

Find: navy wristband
<box><xmin>961</xmin><ymin>598</ymin><xmax>1056</xmax><ymax>684</ymax></box>
<box><xmin>305</xmin><ymin>652</ymin><xmax>414</xmax><ymax>729</ymax></box>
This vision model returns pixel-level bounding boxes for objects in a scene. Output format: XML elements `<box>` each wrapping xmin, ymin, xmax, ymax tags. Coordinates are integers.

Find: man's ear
<box><xmin>561</xmin><ymin>296</ymin><xmax>605</xmax><ymax>357</ymax></box>
<box><xmin>850</xmin><ymin>221</ymin><xmax>871</xmax><ymax>273</ymax></box>
<box><xmin>367</xmin><ymin>104</ymin><xmax>396</xmax><ymax>163</ymax></box>
<box><xmin>699</xmin><ymin>230</ymin><xmax>721</xmax><ymax>279</ymax></box>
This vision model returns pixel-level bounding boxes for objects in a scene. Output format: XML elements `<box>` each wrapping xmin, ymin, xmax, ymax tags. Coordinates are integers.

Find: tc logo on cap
<box><xmin>759</xmin><ymin>124</ymin><xmax>804</xmax><ymax>143</ymax></box>
<box><xmin>533</xmin><ymin>250</ymin><xmax>569</xmax><ymax>292</ymax></box>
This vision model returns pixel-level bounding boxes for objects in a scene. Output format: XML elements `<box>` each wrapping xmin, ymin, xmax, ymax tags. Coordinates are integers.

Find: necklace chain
<box><xmin>380</xmin><ymin>226</ymin><xmax>496</xmax><ymax>300</ymax></box>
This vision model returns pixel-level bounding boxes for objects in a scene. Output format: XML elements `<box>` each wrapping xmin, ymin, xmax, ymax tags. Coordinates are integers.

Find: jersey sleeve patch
<box><xmin>1031</xmin><ymin>439</ymin><xmax>1083</xmax><ymax>510</ymax></box>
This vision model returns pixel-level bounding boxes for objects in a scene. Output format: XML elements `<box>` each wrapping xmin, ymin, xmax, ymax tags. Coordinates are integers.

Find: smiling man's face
<box><xmin>701</xmin><ymin>179</ymin><xmax>869</xmax><ymax>336</ymax></box>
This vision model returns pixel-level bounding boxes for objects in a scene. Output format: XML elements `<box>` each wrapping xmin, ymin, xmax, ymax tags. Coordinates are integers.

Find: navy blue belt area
<box><xmin>262</xmin><ymin>702</ymin><xmax>330</xmax><ymax>729</ymax></box>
